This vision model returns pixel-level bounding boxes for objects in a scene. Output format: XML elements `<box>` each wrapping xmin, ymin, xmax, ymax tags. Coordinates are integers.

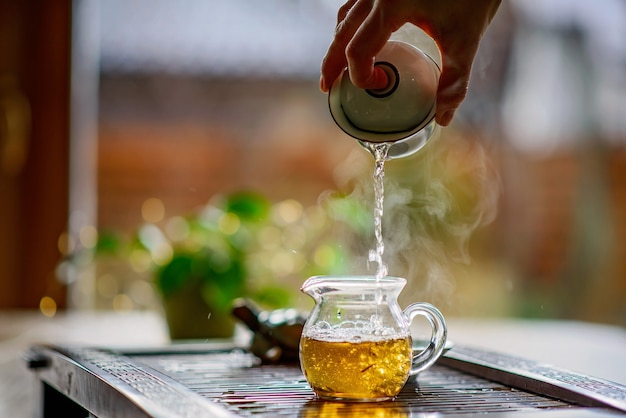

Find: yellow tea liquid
<box><xmin>300</xmin><ymin>335</ymin><xmax>412</xmax><ymax>400</ymax></box>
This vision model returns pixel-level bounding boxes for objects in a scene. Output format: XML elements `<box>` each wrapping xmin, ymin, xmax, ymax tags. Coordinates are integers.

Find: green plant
<box><xmin>138</xmin><ymin>192</ymin><xmax>293</xmax><ymax>315</ymax></box>
<box><xmin>85</xmin><ymin>190</ymin><xmax>366</xmax><ymax>338</ymax></box>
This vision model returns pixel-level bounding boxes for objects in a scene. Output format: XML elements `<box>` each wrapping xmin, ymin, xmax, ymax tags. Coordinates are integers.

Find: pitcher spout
<box><xmin>300</xmin><ymin>276</ymin><xmax>326</xmax><ymax>302</ymax></box>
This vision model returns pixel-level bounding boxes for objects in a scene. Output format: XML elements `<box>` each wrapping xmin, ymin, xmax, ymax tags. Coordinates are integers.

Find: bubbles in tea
<box><xmin>300</xmin><ymin>333</ymin><xmax>412</xmax><ymax>401</ymax></box>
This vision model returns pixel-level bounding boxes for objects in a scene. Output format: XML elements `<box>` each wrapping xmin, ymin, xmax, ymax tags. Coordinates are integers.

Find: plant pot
<box><xmin>161</xmin><ymin>283</ymin><xmax>236</xmax><ymax>340</ymax></box>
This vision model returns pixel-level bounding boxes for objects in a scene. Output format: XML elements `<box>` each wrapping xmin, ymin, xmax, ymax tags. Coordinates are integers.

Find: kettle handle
<box><xmin>403</xmin><ymin>302</ymin><xmax>448</xmax><ymax>376</ymax></box>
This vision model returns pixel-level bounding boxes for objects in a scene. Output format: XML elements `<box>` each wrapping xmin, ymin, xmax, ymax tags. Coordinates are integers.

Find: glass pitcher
<box><xmin>299</xmin><ymin>275</ymin><xmax>447</xmax><ymax>402</ymax></box>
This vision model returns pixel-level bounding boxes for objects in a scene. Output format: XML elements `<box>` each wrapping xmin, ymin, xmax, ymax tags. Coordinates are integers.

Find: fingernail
<box><xmin>319</xmin><ymin>75</ymin><xmax>328</xmax><ymax>92</ymax></box>
<box><xmin>439</xmin><ymin>110</ymin><xmax>454</xmax><ymax>126</ymax></box>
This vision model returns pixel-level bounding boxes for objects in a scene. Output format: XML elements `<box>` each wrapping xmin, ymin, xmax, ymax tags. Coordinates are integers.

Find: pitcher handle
<box><xmin>403</xmin><ymin>302</ymin><xmax>447</xmax><ymax>376</ymax></box>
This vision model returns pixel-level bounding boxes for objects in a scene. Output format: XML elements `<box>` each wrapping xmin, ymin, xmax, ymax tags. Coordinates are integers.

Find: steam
<box><xmin>330</xmin><ymin>131</ymin><xmax>500</xmax><ymax>308</ymax></box>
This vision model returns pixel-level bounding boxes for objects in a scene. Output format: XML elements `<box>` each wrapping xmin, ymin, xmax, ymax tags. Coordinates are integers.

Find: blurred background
<box><xmin>1</xmin><ymin>0</ymin><xmax>625</xmax><ymax>328</ymax></box>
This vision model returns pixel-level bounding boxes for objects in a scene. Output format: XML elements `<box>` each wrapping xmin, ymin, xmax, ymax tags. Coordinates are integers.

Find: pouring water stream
<box><xmin>361</xmin><ymin>141</ymin><xmax>392</xmax><ymax>310</ymax></box>
<box><xmin>367</xmin><ymin>142</ymin><xmax>391</xmax><ymax>282</ymax></box>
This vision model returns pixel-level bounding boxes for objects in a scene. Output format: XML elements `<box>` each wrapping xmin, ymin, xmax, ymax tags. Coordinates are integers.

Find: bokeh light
<box><xmin>127</xmin><ymin>280</ymin><xmax>156</xmax><ymax>306</ymax></box>
<box><xmin>303</xmin><ymin>206</ymin><xmax>327</xmax><ymax>231</ymax></box>
<box><xmin>79</xmin><ymin>225</ymin><xmax>99</xmax><ymax>249</ymax></box>
<box><xmin>39</xmin><ymin>296</ymin><xmax>57</xmax><ymax>317</ymax></box>
<box><xmin>142</xmin><ymin>197</ymin><xmax>165</xmax><ymax>223</ymax></box>
<box><xmin>282</xmin><ymin>224</ymin><xmax>308</xmax><ymax>249</ymax></box>
<box><xmin>151</xmin><ymin>242</ymin><xmax>173</xmax><ymax>266</ymax></box>
<box><xmin>258</xmin><ymin>226</ymin><xmax>282</xmax><ymax>250</ymax></box>
<box><xmin>57</xmin><ymin>232</ymin><xmax>75</xmax><ymax>256</ymax></box>
<box><xmin>274</xmin><ymin>199</ymin><xmax>303</xmax><ymax>225</ymax></box>
<box><xmin>165</xmin><ymin>216</ymin><xmax>190</xmax><ymax>242</ymax></box>
<box><xmin>270</xmin><ymin>250</ymin><xmax>297</xmax><ymax>276</ymax></box>
<box><xmin>112</xmin><ymin>293</ymin><xmax>134</xmax><ymax>311</ymax></box>
<box><xmin>314</xmin><ymin>244</ymin><xmax>338</xmax><ymax>269</ymax></box>
<box><xmin>96</xmin><ymin>273</ymin><xmax>119</xmax><ymax>298</ymax></box>
<box><xmin>129</xmin><ymin>249</ymin><xmax>153</xmax><ymax>273</ymax></box>
<box><xmin>218</xmin><ymin>212</ymin><xmax>241</xmax><ymax>235</ymax></box>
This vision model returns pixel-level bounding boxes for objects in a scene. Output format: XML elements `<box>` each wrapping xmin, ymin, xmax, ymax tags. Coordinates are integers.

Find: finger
<box><xmin>345</xmin><ymin>7</ymin><xmax>399</xmax><ymax>89</ymax></box>
<box><xmin>435</xmin><ymin>55</ymin><xmax>472</xmax><ymax>126</ymax></box>
<box><xmin>336</xmin><ymin>0</ymin><xmax>359</xmax><ymax>23</ymax></box>
<box><xmin>320</xmin><ymin>0</ymin><xmax>373</xmax><ymax>91</ymax></box>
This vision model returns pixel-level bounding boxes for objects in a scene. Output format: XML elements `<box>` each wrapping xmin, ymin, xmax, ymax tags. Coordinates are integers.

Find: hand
<box><xmin>320</xmin><ymin>0</ymin><xmax>501</xmax><ymax>126</ymax></box>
